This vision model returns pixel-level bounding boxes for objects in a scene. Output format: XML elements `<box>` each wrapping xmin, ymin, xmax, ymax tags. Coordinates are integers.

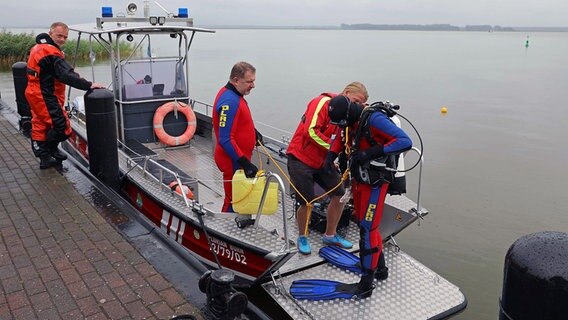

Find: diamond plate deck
<box><xmin>136</xmin><ymin>137</ymin><xmax>426</xmax><ymax>276</ymax></box>
<box><xmin>262</xmin><ymin>242</ymin><xmax>467</xmax><ymax>320</ymax></box>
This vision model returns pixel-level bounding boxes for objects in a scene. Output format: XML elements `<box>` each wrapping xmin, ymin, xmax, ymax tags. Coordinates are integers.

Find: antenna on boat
<box><xmin>154</xmin><ymin>1</ymin><xmax>174</xmax><ymax>17</ymax></box>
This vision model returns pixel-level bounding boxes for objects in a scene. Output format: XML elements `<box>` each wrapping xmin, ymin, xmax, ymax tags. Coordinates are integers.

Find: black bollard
<box><xmin>84</xmin><ymin>89</ymin><xmax>119</xmax><ymax>190</ymax></box>
<box><xmin>199</xmin><ymin>270</ymin><xmax>248</xmax><ymax>320</ymax></box>
<box><xmin>12</xmin><ymin>61</ymin><xmax>32</xmax><ymax>136</ymax></box>
<box><xmin>500</xmin><ymin>231</ymin><xmax>568</xmax><ymax>320</ymax></box>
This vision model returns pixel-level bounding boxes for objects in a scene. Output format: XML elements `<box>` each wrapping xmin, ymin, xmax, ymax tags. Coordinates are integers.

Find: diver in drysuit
<box><xmin>290</xmin><ymin>95</ymin><xmax>412</xmax><ymax>300</ymax></box>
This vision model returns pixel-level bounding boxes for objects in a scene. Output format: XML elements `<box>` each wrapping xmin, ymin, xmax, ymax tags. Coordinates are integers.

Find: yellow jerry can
<box><xmin>232</xmin><ymin>169</ymin><xmax>278</xmax><ymax>215</ymax></box>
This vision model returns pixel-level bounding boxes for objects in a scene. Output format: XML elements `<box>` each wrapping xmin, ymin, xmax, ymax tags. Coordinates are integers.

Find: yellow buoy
<box><xmin>441</xmin><ymin>106</ymin><xmax>448</xmax><ymax>114</ymax></box>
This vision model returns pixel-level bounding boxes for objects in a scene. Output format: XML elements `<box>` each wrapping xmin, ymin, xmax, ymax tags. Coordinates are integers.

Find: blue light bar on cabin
<box><xmin>102</xmin><ymin>7</ymin><xmax>113</xmax><ymax>17</ymax></box>
<box><xmin>178</xmin><ymin>8</ymin><xmax>189</xmax><ymax>18</ymax></box>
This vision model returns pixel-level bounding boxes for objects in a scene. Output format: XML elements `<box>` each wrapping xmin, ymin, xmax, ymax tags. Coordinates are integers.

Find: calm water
<box><xmin>2</xmin><ymin>29</ymin><xmax>568</xmax><ymax>320</ymax></box>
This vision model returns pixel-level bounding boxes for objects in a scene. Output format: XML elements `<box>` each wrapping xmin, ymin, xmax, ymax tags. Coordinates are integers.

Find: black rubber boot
<box><xmin>31</xmin><ymin>139</ymin><xmax>42</xmax><ymax>158</ymax></box>
<box><xmin>40</xmin><ymin>156</ymin><xmax>60</xmax><ymax>169</ymax></box>
<box><xmin>47</xmin><ymin>141</ymin><xmax>67</xmax><ymax>161</ymax></box>
<box><xmin>375</xmin><ymin>251</ymin><xmax>389</xmax><ymax>281</ymax></box>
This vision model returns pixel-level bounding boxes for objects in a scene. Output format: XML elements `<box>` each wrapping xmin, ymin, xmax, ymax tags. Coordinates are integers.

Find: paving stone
<box><xmin>83</xmin><ymin>272</ymin><xmax>106</xmax><ymax>290</ymax></box>
<box><xmin>60</xmin><ymin>267</ymin><xmax>81</xmax><ymax>285</ymax></box>
<box><xmin>2</xmin><ymin>277</ymin><xmax>24</xmax><ymax>294</ymax></box>
<box><xmin>136</xmin><ymin>285</ymin><xmax>162</xmax><ymax>305</ymax></box>
<box><xmin>67</xmin><ymin>280</ymin><xmax>91</xmax><ymax>300</ymax></box>
<box><xmin>113</xmin><ymin>284</ymin><xmax>139</xmax><ymax>305</ymax></box>
<box><xmin>35</xmin><ymin>308</ymin><xmax>61</xmax><ymax>320</ymax></box>
<box><xmin>159</xmin><ymin>287</ymin><xmax>186</xmax><ymax>307</ymax></box>
<box><xmin>0</xmin><ymin>116</ymin><xmax>203</xmax><ymax>320</ymax></box>
<box><xmin>23</xmin><ymin>277</ymin><xmax>46</xmax><ymax>296</ymax></box>
<box><xmin>76</xmin><ymin>296</ymin><xmax>101</xmax><ymax>317</ymax></box>
<box><xmin>11</xmin><ymin>305</ymin><xmax>36</xmax><ymax>319</ymax></box>
<box><xmin>102</xmin><ymin>271</ymin><xmax>126</xmax><ymax>289</ymax></box>
<box><xmin>146</xmin><ymin>273</ymin><xmax>171</xmax><ymax>292</ymax></box>
<box><xmin>100</xmin><ymin>300</ymin><xmax>129</xmax><ymax>319</ymax></box>
<box><xmin>149</xmin><ymin>301</ymin><xmax>175</xmax><ymax>319</ymax></box>
<box><xmin>29</xmin><ymin>291</ymin><xmax>52</xmax><ymax>313</ymax></box>
<box><xmin>6</xmin><ymin>290</ymin><xmax>30</xmax><ymax>311</ymax></box>
<box><xmin>53</xmin><ymin>293</ymin><xmax>79</xmax><ymax>314</ymax></box>
<box><xmin>125</xmin><ymin>300</ymin><xmax>154</xmax><ymax>319</ymax></box>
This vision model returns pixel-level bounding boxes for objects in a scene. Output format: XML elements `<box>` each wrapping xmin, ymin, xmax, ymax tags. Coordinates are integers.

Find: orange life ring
<box><xmin>153</xmin><ymin>101</ymin><xmax>196</xmax><ymax>146</ymax></box>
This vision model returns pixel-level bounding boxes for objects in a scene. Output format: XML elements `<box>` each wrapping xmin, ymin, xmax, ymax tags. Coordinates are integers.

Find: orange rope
<box><xmin>254</xmin><ymin>129</ymin><xmax>353</xmax><ymax>235</ymax></box>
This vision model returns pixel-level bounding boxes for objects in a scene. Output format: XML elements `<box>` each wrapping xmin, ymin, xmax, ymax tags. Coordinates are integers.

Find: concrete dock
<box><xmin>0</xmin><ymin>113</ymin><xmax>204</xmax><ymax>319</ymax></box>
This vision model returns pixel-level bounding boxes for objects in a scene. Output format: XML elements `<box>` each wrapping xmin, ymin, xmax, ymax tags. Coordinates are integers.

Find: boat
<box><xmin>12</xmin><ymin>3</ymin><xmax>467</xmax><ymax>319</ymax></box>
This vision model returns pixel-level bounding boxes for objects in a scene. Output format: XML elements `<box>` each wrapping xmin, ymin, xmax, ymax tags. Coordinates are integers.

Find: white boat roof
<box><xmin>68</xmin><ymin>23</ymin><xmax>215</xmax><ymax>35</ymax></box>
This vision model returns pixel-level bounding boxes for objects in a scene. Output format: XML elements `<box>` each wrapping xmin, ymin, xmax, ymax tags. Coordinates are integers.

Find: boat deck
<box><xmin>138</xmin><ymin>135</ymin><xmax>362</xmax><ymax>274</ymax></box>
<box><xmin>137</xmin><ymin>134</ymin><xmax>428</xmax><ymax>274</ymax></box>
<box><xmin>263</xmin><ymin>242</ymin><xmax>466</xmax><ymax>320</ymax></box>
<box><xmin>127</xmin><ymin>135</ymin><xmax>466</xmax><ymax>319</ymax></box>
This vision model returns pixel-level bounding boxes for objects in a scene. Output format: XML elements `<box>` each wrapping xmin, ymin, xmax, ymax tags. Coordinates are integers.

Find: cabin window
<box><xmin>120</xmin><ymin>57</ymin><xmax>186</xmax><ymax>101</ymax></box>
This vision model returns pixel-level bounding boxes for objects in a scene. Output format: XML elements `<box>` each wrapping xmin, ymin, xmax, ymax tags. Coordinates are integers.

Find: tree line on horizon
<box><xmin>340</xmin><ymin>24</ymin><xmax>515</xmax><ymax>32</ymax></box>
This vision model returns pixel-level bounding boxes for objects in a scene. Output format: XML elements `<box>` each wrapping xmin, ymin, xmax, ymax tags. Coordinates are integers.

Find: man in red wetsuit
<box><xmin>213</xmin><ymin>61</ymin><xmax>262</xmax><ymax>212</ymax></box>
<box><xmin>25</xmin><ymin>22</ymin><xmax>104</xmax><ymax>169</ymax></box>
<box><xmin>286</xmin><ymin>82</ymin><xmax>368</xmax><ymax>254</ymax></box>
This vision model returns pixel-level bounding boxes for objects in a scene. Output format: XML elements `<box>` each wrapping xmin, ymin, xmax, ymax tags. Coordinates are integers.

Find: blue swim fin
<box><xmin>290</xmin><ymin>279</ymin><xmax>356</xmax><ymax>300</ymax></box>
<box><xmin>289</xmin><ymin>277</ymin><xmax>375</xmax><ymax>301</ymax></box>
<box><xmin>319</xmin><ymin>246</ymin><xmax>362</xmax><ymax>274</ymax></box>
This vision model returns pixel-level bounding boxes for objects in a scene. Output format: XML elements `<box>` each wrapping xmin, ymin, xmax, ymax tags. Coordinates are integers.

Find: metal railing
<box><xmin>118</xmin><ymin>140</ymin><xmax>291</xmax><ymax>252</ymax></box>
<box><xmin>253</xmin><ymin>172</ymin><xmax>290</xmax><ymax>251</ymax></box>
<box><xmin>190</xmin><ymin>98</ymin><xmax>213</xmax><ymax>116</ymax></box>
<box><xmin>408</xmin><ymin>147</ymin><xmax>425</xmax><ymax>217</ymax></box>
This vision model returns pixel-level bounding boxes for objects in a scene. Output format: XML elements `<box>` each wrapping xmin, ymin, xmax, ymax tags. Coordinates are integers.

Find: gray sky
<box><xmin>1</xmin><ymin>0</ymin><xmax>567</xmax><ymax>28</ymax></box>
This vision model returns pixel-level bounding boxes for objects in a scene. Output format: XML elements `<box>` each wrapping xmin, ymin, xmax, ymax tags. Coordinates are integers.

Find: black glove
<box><xmin>46</xmin><ymin>129</ymin><xmax>69</xmax><ymax>142</ymax></box>
<box><xmin>351</xmin><ymin>146</ymin><xmax>384</xmax><ymax>168</ymax></box>
<box><xmin>238</xmin><ymin>156</ymin><xmax>259</xmax><ymax>178</ymax></box>
<box><xmin>338</xmin><ymin>152</ymin><xmax>348</xmax><ymax>173</ymax></box>
<box><xmin>255</xmin><ymin>129</ymin><xmax>264</xmax><ymax>146</ymax></box>
<box><xmin>322</xmin><ymin>151</ymin><xmax>338</xmax><ymax>175</ymax></box>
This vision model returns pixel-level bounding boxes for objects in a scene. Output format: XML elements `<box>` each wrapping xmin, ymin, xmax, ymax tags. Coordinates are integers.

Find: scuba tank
<box><xmin>351</xmin><ymin>102</ymin><xmax>406</xmax><ymax>194</ymax></box>
<box><xmin>389</xmin><ymin>115</ymin><xmax>407</xmax><ymax>195</ymax></box>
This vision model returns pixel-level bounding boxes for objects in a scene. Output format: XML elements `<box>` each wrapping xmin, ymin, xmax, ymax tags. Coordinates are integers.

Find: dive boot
<box><xmin>40</xmin><ymin>156</ymin><xmax>60</xmax><ymax>169</ymax></box>
<box><xmin>375</xmin><ymin>266</ymin><xmax>389</xmax><ymax>281</ymax></box>
<box><xmin>375</xmin><ymin>251</ymin><xmax>389</xmax><ymax>280</ymax></box>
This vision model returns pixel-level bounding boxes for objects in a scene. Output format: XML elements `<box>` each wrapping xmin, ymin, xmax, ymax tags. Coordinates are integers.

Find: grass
<box><xmin>0</xmin><ymin>32</ymin><xmax>36</xmax><ymax>66</ymax></box>
<box><xmin>0</xmin><ymin>31</ymin><xmax>134</xmax><ymax>71</ymax></box>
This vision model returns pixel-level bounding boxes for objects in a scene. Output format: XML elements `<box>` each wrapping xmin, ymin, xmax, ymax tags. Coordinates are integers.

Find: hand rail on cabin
<box><xmin>190</xmin><ymin>99</ymin><xmax>213</xmax><ymax>117</ymax></box>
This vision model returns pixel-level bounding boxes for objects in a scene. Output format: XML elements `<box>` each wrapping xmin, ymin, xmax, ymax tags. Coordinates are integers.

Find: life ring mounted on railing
<box><xmin>153</xmin><ymin>101</ymin><xmax>197</xmax><ymax>146</ymax></box>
